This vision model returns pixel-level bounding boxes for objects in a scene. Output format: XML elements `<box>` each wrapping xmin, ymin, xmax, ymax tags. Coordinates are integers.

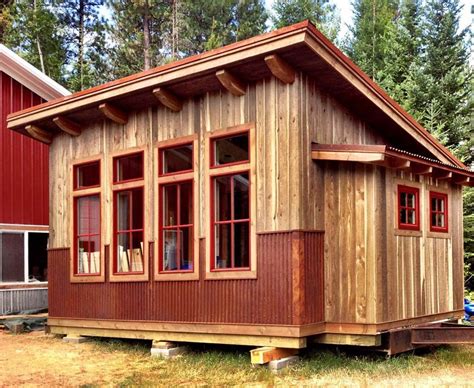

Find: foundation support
<box><xmin>63</xmin><ymin>335</ymin><xmax>90</xmax><ymax>344</ymax></box>
<box><xmin>250</xmin><ymin>346</ymin><xmax>299</xmax><ymax>370</ymax></box>
<box><xmin>150</xmin><ymin>340</ymin><xmax>188</xmax><ymax>358</ymax></box>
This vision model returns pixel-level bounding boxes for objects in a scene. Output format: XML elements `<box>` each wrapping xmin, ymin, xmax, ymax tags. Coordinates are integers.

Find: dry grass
<box><xmin>0</xmin><ymin>331</ymin><xmax>473</xmax><ymax>387</ymax></box>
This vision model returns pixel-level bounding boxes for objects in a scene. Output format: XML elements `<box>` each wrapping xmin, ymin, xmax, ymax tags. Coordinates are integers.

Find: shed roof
<box><xmin>6</xmin><ymin>21</ymin><xmax>467</xmax><ymax>169</ymax></box>
<box><xmin>0</xmin><ymin>44</ymin><xmax>70</xmax><ymax>100</ymax></box>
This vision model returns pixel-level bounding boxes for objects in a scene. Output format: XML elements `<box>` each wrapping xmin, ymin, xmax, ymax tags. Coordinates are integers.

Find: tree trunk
<box><xmin>143</xmin><ymin>0</ymin><xmax>151</xmax><ymax>70</ymax></box>
<box><xmin>33</xmin><ymin>0</ymin><xmax>45</xmax><ymax>73</ymax></box>
<box><xmin>78</xmin><ymin>0</ymin><xmax>85</xmax><ymax>90</ymax></box>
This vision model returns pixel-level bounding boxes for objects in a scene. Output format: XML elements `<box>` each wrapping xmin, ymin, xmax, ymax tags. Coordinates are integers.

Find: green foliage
<box><xmin>346</xmin><ymin>0</ymin><xmax>399</xmax><ymax>80</ymax></box>
<box><xmin>2</xmin><ymin>0</ymin><xmax>65</xmax><ymax>83</ymax></box>
<box><xmin>272</xmin><ymin>0</ymin><xmax>340</xmax><ymax>42</ymax></box>
<box><xmin>464</xmin><ymin>187</ymin><xmax>474</xmax><ymax>290</ymax></box>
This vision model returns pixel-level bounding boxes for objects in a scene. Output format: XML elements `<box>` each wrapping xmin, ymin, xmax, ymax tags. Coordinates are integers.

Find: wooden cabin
<box><xmin>0</xmin><ymin>44</ymin><xmax>69</xmax><ymax>314</ymax></box>
<box><xmin>7</xmin><ymin>21</ymin><xmax>473</xmax><ymax>351</ymax></box>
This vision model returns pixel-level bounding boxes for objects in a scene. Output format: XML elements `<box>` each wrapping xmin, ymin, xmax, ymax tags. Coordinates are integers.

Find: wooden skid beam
<box><xmin>250</xmin><ymin>347</ymin><xmax>298</xmax><ymax>365</ymax></box>
<box><xmin>215</xmin><ymin>69</ymin><xmax>246</xmax><ymax>96</ymax></box>
<box><xmin>25</xmin><ymin>125</ymin><xmax>52</xmax><ymax>144</ymax></box>
<box><xmin>48</xmin><ymin>326</ymin><xmax>307</xmax><ymax>349</ymax></box>
<box><xmin>153</xmin><ymin>87</ymin><xmax>182</xmax><ymax>112</ymax></box>
<box><xmin>98</xmin><ymin>102</ymin><xmax>128</xmax><ymax>124</ymax></box>
<box><xmin>314</xmin><ymin>333</ymin><xmax>381</xmax><ymax>347</ymax></box>
<box><xmin>264</xmin><ymin>54</ymin><xmax>295</xmax><ymax>84</ymax></box>
<box><xmin>53</xmin><ymin>116</ymin><xmax>81</xmax><ymax>136</ymax></box>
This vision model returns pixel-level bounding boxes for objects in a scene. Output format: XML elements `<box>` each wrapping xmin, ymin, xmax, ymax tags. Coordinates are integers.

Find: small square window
<box><xmin>430</xmin><ymin>192</ymin><xmax>448</xmax><ymax>232</ymax></box>
<box><xmin>398</xmin><ymin>185</ymin><xmax>420</xmax><ymax>231</ymax></box>
<box><xmin>74</xmin><ymin>161</ymin><xmax>100</xmax><ymax>190</ymax></box>
<box><xmin>114</xmin><ymin>152</ymin><xmax>144</xmax><ymax>183</ymax></box>
<box><xmin>212</xmin><ymin>132</ymin><xmax>249</xmax><ymax>166</ymax></box>
<box><xmin>160</xmin><ymin>144</ymin><xmax>193</xmax><ymax>175</ymax></box>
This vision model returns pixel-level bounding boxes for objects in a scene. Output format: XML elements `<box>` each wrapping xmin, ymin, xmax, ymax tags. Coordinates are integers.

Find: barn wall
<box><xmin>0</xmin><ymin>71</ymin><xmax>48</xmax><ymax>226</ymax></box>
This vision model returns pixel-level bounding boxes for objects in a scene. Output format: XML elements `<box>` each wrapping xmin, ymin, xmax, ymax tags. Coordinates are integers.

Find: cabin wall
<box><xmin>300</xmin><ymin>74</ymin><xmax>463</xmax><ymax>325</ymax></box>
<box><xmin>48</xmin><ymin>73</ymin><xmax>325</xmax><ymax>326</ymax></box>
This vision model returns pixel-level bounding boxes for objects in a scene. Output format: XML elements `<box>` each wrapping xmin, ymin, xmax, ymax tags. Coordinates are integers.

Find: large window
<box><xmin>112</xmin><ymin>151</ymin><xmax>146</xmax><ymax>280</ymax></box>
<box><xmin>72</xmin><ymin>159</ymin><xmax>103</xmax><ymax>281</ymax></box>
<box><xmin>207</xmin><ymin>126</ymin><xmax>256</xmax><ymax>279</ymax></box>
<box><xmin>430</xmin><ymin>191</ymin><xmax>448</xmax><ymax>232</ymax></box>
<box><xmin>157</xmin><ymin>138</ymin><xmax>197</xmax><ymax>280</ymax></box>
<box><xmin>397</xmin><ymin>185</ymin><xmax>420</xmax><ymax>231</ymax></box>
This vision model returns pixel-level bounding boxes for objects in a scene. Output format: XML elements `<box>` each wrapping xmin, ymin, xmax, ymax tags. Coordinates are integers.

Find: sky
<box><xmin>265</xmin><ymin>0</ymin><xmax>473</xmax><ymax>39</ymax></box>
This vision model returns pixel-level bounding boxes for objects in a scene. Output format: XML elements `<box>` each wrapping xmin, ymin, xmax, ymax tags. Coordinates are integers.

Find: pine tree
<box><xmin>272</xmin><ymin>0</ymin><xmax>340</xmax><ymax>42</ymax></box>
<box><xmin>346</xmin><ymin>0</ymin><xmax>398</xmax><ymax>80</ymax></box>
<box><xmin>2</xmin><ymin>0</ymin><xmax>65</xmax><ymax>83</ymax></box>
<box><xmin>59</xmin><ymin>0</ymin><xmax>111</xmax><ymax>91</ymax></box>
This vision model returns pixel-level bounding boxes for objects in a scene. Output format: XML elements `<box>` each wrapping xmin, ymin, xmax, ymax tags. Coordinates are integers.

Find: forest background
<box><xmin>0</xmin><ymin>0</ymin><xmax>472</xmax><ymax>289</ymax></box>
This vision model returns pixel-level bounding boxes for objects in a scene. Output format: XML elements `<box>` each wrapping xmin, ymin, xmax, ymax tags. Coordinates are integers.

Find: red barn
<box><xmin>0</xmin><ymin>44</ymin><xmax>69</xmax><ymax>314</ymax></box>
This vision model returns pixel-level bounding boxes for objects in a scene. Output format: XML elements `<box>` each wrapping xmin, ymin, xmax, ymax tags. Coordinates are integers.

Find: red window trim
<box><xmin>429</xmin><ymin>191</ymin><xmax>448</xmax><ymax>233</ymax></box>
<box><xmin>112</xmin><ymin>187</ymin><xmax>145</xmax><ymax>275</ymax></box>
<box><xmin>397</xmin><ymin>185</ymin><xmax>420</xmax><ymax>231</ymax></box>
<box><xmin>158</xmin><ymin>180</ymin><xmax>194</xmax><ymax>274</ymax></box>
<box><xmin>210</xmin><ymin>130</ymin><xmax>250</xmax><ymax>169</ymax></box>
<box><xmin>73</xmin><ymin>160</ymin><xmax>101</xmax><ymax>191</ymax></box>
<box><xmin>73</xmin><ymin>194</ymin><xmax>101</xmax><ymax>276</ymax></box>
<box><xmin>210</xmin><ymin>170</ymin><xmax>251</xmax><ymax>272</ymax></box>
<box><xmin>158</xmin><ymin>142</ymin><xmax>194</xmax><ymax>177</ymax></box>
<box><xmin>113</xmin><ymin>151</ymin><xmax>145</xmax><ymax>184</ymax></box>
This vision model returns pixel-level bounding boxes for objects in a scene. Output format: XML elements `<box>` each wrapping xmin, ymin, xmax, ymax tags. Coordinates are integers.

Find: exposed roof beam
<box><xmin>432</xmin><ymin>169</ymin><xmax>453</xmax><ymax>180</ymax></box>
<box><xmin>453</xmin><ymin>175</ymin><xmax>470</xmax><ymax>185</ymax></box>
<box><xmin>387</xmin><ymin>157</ymin><xmax>411</xmax><ymax>169</ymax></box>
<box><xmin>216</xmin><ymin>69</ymin><xmax>246</xmax><ymax>96</ymax></box>
<box><xmin>264</xmin><ymin>54</ymin><xmax>295</xmax><ymax>84</ymax></box>
<box><xmin>98</xmin><ymin>103</ymin><xmax>128</xmax><ymax>125</ymax></box>
<box><xmin>53</xmin><ymin>116</ymin><xmax>81</xmax><ymax>136</ymax></box>
<box><xmin>25</xmin><ymin>124</ymin><xmax>52</xmax><ymax>144</ymax></box>
<box><xmin>410</xmin><ymin>163</ymin><xmax>433</xmax><ymax>175</ymax></box>
<box><xmin>153</xmin><ymin>87</ymin><xmax>182</xmax><ymax>112</ymax></box>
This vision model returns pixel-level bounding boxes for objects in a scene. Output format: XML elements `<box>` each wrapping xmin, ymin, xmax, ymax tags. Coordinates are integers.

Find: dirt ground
<box><xmin>0</xmin><ymin>330</ymin><xmax>473</xmax><ymax>387</ymax></box>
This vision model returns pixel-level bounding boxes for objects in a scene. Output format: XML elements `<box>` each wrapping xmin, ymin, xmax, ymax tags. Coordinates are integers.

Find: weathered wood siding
<box><xmin>298</xmin><ymin>76</ymin><xmax>463</xmax><ymax>324</ymax></box>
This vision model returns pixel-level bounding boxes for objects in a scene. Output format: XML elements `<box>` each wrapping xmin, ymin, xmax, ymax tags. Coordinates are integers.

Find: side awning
<box><xmin>311</xmin><ymin>143</ymin><xmax>474</xmax><ymax>187</ymax></box>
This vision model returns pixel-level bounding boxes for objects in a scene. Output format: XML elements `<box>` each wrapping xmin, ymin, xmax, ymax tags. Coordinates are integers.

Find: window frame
<box><xmin>206</xmin><ymin>123</ymin><xmax>257</xmax><ymax>280</ymax></box>
<box><xmin>429</xmin><ymin>191</ymin><xmax>448</xmax><ymax>233</ymax></box>
<box><xmin>70</xmin><ymin>156</ymin><xmax>104</xmax><ymax>283</ymax></box>
<box><xmin>109</xmin><ymin>148</ymin><xmax>148</xmax><ymax>282</ymax></box>
<box><xmin>397</xmin><ymin>184</ymin><xmax>420</xmax><ymax>231</ymax></box>
<box><xmin>155</xmin><ymin>135</ymin><xmax>199</xmax><ymax>281</ymax></box>
<box><xmin>210</xmin><ymin>130</ymin><xmax>250</xmax><ymax>169</ymax></box>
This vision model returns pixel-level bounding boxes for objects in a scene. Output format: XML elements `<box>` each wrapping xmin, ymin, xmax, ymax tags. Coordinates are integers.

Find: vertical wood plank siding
<box><xmin>0</xmin><ymin>71</ymin><xmax>48</xmax><ymax>225</ymax></box>
<box><xmin>48</xmin><ymin>232</ymin><xmax>324</xmax><ymax>325</ymax></box>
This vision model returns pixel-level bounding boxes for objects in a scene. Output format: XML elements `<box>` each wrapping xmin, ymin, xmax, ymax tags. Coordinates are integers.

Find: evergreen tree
<box><xmin>0</xmin><ymin>0</ymin><xmax>14</xmax><ymax>43</ymax></box>
<box><xmin>346</xmin><ymin>0</ymin><xmax>398</xmax><ymax>80</ymax></box>
<box><xmin>2</xmin><ymin>0</ymin><xmax>65</xmax><ymax>82</ymax></box>
<box><xmin>272</xmin><ymin>0</ymin><xmax>340</xmax><ymax>42</ymax></box>
<box><xmin>59</xmin><ymin>0</ymin><xmax>111</xmax><ymax>91</ymax></box>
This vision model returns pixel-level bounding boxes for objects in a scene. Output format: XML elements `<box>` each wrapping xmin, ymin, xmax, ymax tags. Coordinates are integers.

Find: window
<box><xmin>207</xmin><ymin>125</ymin><xmax>256</xmax><ymax>280</ymax></box>
<box><xmin>398</xmin><ymin>185</ymin><xmax>420</xmax><ymax>230</ymax></box>
<box><xmin>212</xmin><ymin>173</ymin><xmax>250</xmax><ymax>270</ymax></box>
<box><xmin>430</xmin><ymin>191</ymin><xmax>448</xmax><ymax>232</ymax></box>
<box><xmin>74</xmin><ymin>195</ymin><xmax>101</xmax><ymax>274</ymax></box>
<box><xmin>72</xmin><ymin>158</ymin><xmax>103</xmax><ymax>281</ymax></box>
<box><xmin>74</xmin><ymin>161</ymin><xmax>100</xmax><ymax>190</ymax></box>
<box><xmin>112</xmin><ymin>151</ymin><xmax>147</xmax><ymax>280</ymax></box>
<box><xmin>211</xmin><ymin>132</ymin><xmax>249</xmax><ymax>167</ymax></box>
<box><xmin>157</xmin><ymin>138</ymin><xmax>198</xmax><ymax>280</ymax></box>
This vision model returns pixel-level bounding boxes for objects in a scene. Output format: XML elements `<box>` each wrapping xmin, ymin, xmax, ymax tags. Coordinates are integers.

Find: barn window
<box><xmin>212</xmin><ymin>172</ymin><xmax>250</xmax><ymax>270</ymax></box>
<box><xmin>160</xmin><ymin>144</ymin><xmax>193</xmax><ymax>175</ymax></box>
<box><xmin>112</xmin><ymin>152</ymin><xmax>145</xmax><ymax>276</ymax></box>
<box><xmin>74</xmin><ymin>195</ymin><xmax>101</xmax><ymax>275</ymax></box>
<box><xmin>211</xmin><ymin>132</ymin><xmax>249</xmax><ymax>167</ymax></box>
<box><xmin>114</xmin><ymin>151</ymin><xmax>144</xmax><ymax>183</ymax></box>
<box><xmin>74</xmin><ymin>160</ymin><xmax>100</xmax><ymax>190</ymax></box>
<box><xmin>72</xmin><ymin>158</ymin><xmax>102</xmax><ymax>281</ymax></box>
<box><xmin>398</xmin><ymin>185</ymin><xmax>420</xmax><ymax>230</ymax></box>
<box><xmin>430</xmin><ymin>191</ymin><xmax>448</xmax><ymax>232</ymax></box>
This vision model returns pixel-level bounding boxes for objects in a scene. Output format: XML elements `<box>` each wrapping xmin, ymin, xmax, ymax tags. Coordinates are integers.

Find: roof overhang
<box><xmin>312</xmin><ymin>143</ymin><xmax>473</xmax><ymax>186</ymax></box>
<box><xmin>0</xmin><ymin>44</ymin><xmax>70</xmax><ymax>100</ymax></box>
<box><xmin>5</xmin><ymin>21</ymin><xmax>465</xmax><ymax>169</ymax></box>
